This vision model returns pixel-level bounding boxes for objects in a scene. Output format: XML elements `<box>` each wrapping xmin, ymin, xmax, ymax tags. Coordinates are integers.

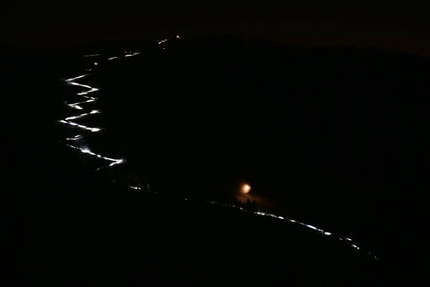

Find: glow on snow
<box><xmin>57</xmin><ymin>39</ymin><xmax>376</xmax><ymax>261</ymax></box>
<box><xmin>58</xmin><ymin>119</ymin><xmax>102</xmax><ymax>132</ymax></box>
<box><xmin>60</xmin><ymin>59</ymin><xmax>124</xmax><ymax>170</ymax></box>
<box><xmin>66</xmin><ymin>144</ymin><xmax>124</xmax><ymax>169</ymax></box>
<box><xmin>84</xmin><ymin>54</ymin><xmax>100</xmax><ymax>57</ymax></box>
<box><xmin>64</xmin><ymin>110</ymin><xmax>100</xmax><ymax>121</ymax></box>
<box><xmin>65</xmin><ymin>74</ymin><xmax>90</xmax><ymax>82</ymax></box>
<box><xmin>125</xmin><ymin>52</ymin><xmax>140</xmax><ymax>57</ymax></box>
<box><xmin>68</xmin><ymin>81</ymin><xmax>94</xmax><ymax>89</ymax></box>
<box><xmin>207</xmin><ymin>200</ymin><xmax>377</xmax><ymax>259</ymax></box>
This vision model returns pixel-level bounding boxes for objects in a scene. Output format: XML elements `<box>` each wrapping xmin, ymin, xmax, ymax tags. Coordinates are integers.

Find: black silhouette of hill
<box><xmin>1</xmin><ymin>35</ymin><xmax>427</xmax><ymax>285</ymax></box>
<box><xmin>97</xmin><ymin>34</ymin><xmax>426</xmax><ymax>238</ymax></box>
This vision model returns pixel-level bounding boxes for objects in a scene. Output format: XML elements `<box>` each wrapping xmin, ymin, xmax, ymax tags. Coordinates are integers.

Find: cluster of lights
<box><xmin>158</xmin><ymin>39</ymin><xmax>169</xmax><ymax>45</ymax></box>
<box><xmin>158</xmin><ymin>35</ymin><xmax>181</xmax><ymax>45</ymax></box>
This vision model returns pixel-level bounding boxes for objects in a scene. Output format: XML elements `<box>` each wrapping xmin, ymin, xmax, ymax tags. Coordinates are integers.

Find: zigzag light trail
<box><xmin>57</xmin><ymin>37</ymin><xmax>377</xmax><ymax>260</ymax></box>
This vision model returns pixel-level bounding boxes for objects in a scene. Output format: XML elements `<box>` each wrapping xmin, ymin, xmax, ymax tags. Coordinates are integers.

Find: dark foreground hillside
<box><xmin>1</xmin><ymin>156</ymin><xmax>380</xmax><ymax>286</ymax></box>
<box><xmin>1</xmin><ymin>36</ymin><xmax>427</xmax><ymax>285</ymax></box>
<box><xmin>96</xmin><ymin>35</ymin><xmax>427</xmax><ymax>278</ymax></box>
<box><xmin>98</xmin><ymin>35</ymin><xmax>429</xmax><ymax>208</ymax></box>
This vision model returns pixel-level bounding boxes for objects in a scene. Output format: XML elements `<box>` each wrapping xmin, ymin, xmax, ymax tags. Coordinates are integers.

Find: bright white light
<box><xmin>81</xmin><ymin>147</ymin><xmax>91</xmax><ymax>154</ymax></box>
<box><xmin>94</xmin><ymin>62</ymin><xmax>98</xmax><ymax>65</ymax></box>
<box><xmin>68</xmin><ymin>104</ymin><xmax>83</xmax><ymax>110</ymax></box>
<box><xmin>65</xmin><ymin>134</ymin><xmax>83</xmax><ymax>141</ymax></box>
<box><xmin>124</xmin><ymin>52</ymin><xmax>140</xmax><ymax>57</ymax></box>
<box><xmin>58</xmin><ymin>120</ymin><xmax>102</xmax><ymax>132</ymax></box>
<box><xmin>67</xmin><ymin>98</ymin><xmax>96</xmax><ymax>110</ymax></box>
<box><xmin>65</xmin><ymin>110</ymin><xmax>100</xmax><ymax>120</ymax></box>
<box><xmin>305</xmin><ymin>224</ymin><xmax>317</xmax><ymax>230</ymax></box>
<box><xmin>108</xmin><ymin>56</ymin><xmax>118</xmax><ymax>60</ymax></box>
<box><xmin>65</xmin><ymin>74</ymin><xmax>89</xmax><ymax>82</ymax></box>
<box><xmin>65</xmin><ymin>112</ymin><xmax>87</xmax><ymax>120</ymax></box>
<box><xmin>68</xmin><ymin>82</ymin><xmax>93</xmax><ymax>89</ymax></box>
<box><xmin>77</xmin><ymin>88</ymin><xmax>99</xmax><ymax>95</ymax></box>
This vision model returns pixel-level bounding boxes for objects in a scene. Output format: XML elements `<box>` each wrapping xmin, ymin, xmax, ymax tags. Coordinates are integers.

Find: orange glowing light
<box><xmin>242</xmin><ymin>184</ymin><xmax>251</xmax><ymax>194</ymax></box>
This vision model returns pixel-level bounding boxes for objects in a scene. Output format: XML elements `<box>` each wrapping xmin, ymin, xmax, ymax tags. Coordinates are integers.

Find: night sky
<box><xmin>1</xmin><ymin>4</ymin><xmax>429</xmax><ymax>55</ymax></box>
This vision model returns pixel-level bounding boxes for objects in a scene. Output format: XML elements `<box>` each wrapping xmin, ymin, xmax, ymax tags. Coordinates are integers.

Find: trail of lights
<box><xmin>58</xmin><ymin>119</ymin><xmax>102</xmax><ymax>132</ymax></box>
<box><xmin>67</xmin><ymin>98</ymin><xmax>96</xmax><ymax>110</ymax></box>
<box><xmin>59</xmin><ymin>57</ymin><xmax>126</xmax><ymax>170</ymax></box>
<box><xmin>65</xmin><ymin>144</ymin><xmax>124</xmax><ymax>168</ymax></box>
<box><xmin>68</xmin><ymin>81</ymin><xmax>94</xmax><ymax>89</ymax></box>
<box><xmin>64</xmin><ymin>110</ymin><xmax>100</xmax><ymax>121</ymax></box>
<box><xmin>77</xmin><ymin>88</ymin><xmax>99</xmax><ymax>95</ymax></box>
<box><xmin>157</xmin><ymin>35</ymin><xmax>180</xmax><ymax>45</ymax></box>
<box><xmin>60</xmin><ymin>49</ymin><xmax>143</xmax><ymax>170</ymax></box>
<box><xmin>206</xmin><ymin>200</ymin><xmax>377</xmax><ymax>260</ymax></box>
<box><xmin>68</xmin><ymin>104</ymin><xmax>83</xmax><ymax>110</ymax></box>
<box><xmin>58</xmin><ymin>37</ymin><xmax>377</xmax><ymax>261</ymax></box>
<box><xmin>65</xmin><ymin>74</ymin><xmax>90</xmax><ymax>82</ymax></box>
<box><xmin>125</xmin><ymin>52</ymin><xmax>140</xmax><ymax>57</ymax></box>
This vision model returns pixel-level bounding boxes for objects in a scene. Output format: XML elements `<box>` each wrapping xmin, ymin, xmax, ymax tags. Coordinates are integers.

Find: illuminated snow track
<box><xmin>58</xmin><ymin>51</ymin><xmax>141</xmax><ymax>170</ymax></box>
<box><xmin>57</xmin><ymin>37</ymin><xmax>378</xmax><ymax>261</ymax></box>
